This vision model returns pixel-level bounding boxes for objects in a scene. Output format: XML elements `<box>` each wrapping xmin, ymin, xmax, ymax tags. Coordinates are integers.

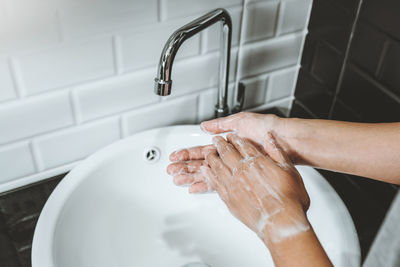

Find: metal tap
<box><xmin>154</xmin><ymin>8</ymin><xmax>232</xmax><ymax>118</ymax></box>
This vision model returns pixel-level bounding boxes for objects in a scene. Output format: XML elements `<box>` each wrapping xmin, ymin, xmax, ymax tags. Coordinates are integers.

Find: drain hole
<box><xmin>143</xmin><ymin>147</ymin><xmax>161</xmax><ymax>163</ymax></box>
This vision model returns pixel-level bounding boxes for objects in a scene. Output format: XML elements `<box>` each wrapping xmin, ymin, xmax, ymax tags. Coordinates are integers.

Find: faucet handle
<box><xmin>232</xmin><ymin>82</ymin><xmax>245</xmax><ymax>114</ymax></box>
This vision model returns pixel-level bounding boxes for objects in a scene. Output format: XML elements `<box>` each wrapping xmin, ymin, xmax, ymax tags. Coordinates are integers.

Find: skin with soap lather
<box><xmin>204</xmin><ymin>133</ymin><xmax>332</xmax><ymax>266</ymax></box>
<box><xmin>202</xmin><ymin>133</ymin><xmax>311</xmax><ymax>242</ymax></box>
<box><xmin>168</xmin><ymin>131</ymin><xmax>333</xmax><ymax>266</ymax></box>
<box><xmin>168</xmin><ymin>112</ymin><xmax>400</xmax><ymax>266</ymax></box>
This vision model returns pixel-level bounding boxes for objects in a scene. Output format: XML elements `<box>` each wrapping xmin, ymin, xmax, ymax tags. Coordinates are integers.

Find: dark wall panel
<box><xmin>291</xmin><ymin>0</ymin><xmax>400</xmax><ymax>261</ymax></box>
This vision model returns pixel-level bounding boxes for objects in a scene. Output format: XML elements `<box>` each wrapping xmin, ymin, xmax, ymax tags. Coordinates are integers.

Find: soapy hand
<box><xmin>199</xmin><ymin>112</ymin><xmax>295</xmax><ymax>158</ymax></box>
<box><xmin>168</xmin><ymin>112</ymin><xmax>295</xmax><ymax>193</ymax></box>
<box><xmin>201</xmin><ymin>133</ymin><xmax>310</xmax><ymax>243</ymax></box>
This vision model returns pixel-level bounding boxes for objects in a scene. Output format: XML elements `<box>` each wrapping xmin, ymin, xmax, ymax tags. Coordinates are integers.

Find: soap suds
<box><xmin>269</xmin><ymin>219</ymin><xmax>310</xmax><ymax>243</ymax></box>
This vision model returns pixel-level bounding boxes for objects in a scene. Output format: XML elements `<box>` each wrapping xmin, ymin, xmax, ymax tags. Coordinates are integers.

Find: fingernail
<box><xmin>200</xmin><ymin>122</ymin><xmax>212</xmax><ymax>134</ymax></box>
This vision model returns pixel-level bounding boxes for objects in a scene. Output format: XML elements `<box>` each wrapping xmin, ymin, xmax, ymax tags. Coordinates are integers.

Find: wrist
<box><xmin>273</xmin><ymin>117</ymin><xmax>311</xmax><ymax>165</ymax></box>
<box><xmin>260</xmin><ymin>203</ymin><xmax>310</xmax><ymax>245</ymax></box>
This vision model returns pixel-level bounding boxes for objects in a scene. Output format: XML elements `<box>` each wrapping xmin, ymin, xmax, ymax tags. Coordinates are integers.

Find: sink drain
<box><xmin>143</xmin><ymin>146</ymin><xmax>161</xmax><ymax>164</ymax></box>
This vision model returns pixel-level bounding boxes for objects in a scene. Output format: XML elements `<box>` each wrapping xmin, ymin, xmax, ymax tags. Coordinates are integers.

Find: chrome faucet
<box><xmin>154</xmin><ymin>8</ymin><xmax>232</xmax><ymax>118</ymax></box>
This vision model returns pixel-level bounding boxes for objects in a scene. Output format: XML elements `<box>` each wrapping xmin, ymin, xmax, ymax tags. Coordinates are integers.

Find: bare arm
<box><xmin>277</xmin><ymin>118</ymin><xmax>400</xmax><ymax>184</ymax></box>
<box><xmin>201</xmin><ymin>133</ymin><xmax>332</xmax><ymax>266</ymax></box>
<box><xmin>166</xmin><ymin>112</ymin><xmax>399</xmax><ymax>266</ymax></box>
<box><xmin>193</xmin><ymin>112</ymin><xmax>400</xmax><ymax>185</ymax></box>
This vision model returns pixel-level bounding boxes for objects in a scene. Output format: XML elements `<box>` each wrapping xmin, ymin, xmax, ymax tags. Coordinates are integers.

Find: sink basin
<box><xmin>32</xmin><ymin>125</ymin><xmax>360</xmax><ymax>267</ymax></box>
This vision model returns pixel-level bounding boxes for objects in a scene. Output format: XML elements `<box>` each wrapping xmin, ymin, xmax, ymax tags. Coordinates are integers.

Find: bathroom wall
<box><xmin>290</xmin><ymin>0</ymin><xmax>400</xmax><ymax>261</ymax></box>
<box><xmin>0</xmin><ymin>0</ymin><xmax>312</xmax><ymax>193</ymax></box>
<box><xmin>0</xmin><ymin>0</ymin><xmax>313</xmax><ymax>266</ymax></box>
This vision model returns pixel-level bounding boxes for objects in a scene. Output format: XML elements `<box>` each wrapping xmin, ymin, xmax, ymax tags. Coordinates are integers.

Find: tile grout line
<box><xmin>30</xmin><ymin>140</ymin><xmax>44</xmax><ymax>172</ymax></box>
<box><xmin>328</xmin><ymin>0</ymin><xmax>364</xmax><ymax>119</ymax></box>
<box><xmin>55</xmin><ymin>9</ymin><xmax>65</xmax><ymax>42</ymax></box>
<box><xmin>232</xmin><ymin>0</ymin><xmax>247</xmax><ymax>109</ymax></box>
<box><xmin>157</xmin><ymin>0</ymin><xmax>162</xmax><ymax>22</ymax></box>
<box><xmin>8</xmin><ymin>57</ymin><xmax>26</xmax><ymax>98</ymax></box>
<box><xmin>112</xmin><ymin>35</ymin><xmax>123</xmax><ymax>75</ymax></box>
<box><xmin>69</xmin><ymin>89</ymin><xmax>81</xmax><ymax>125</ymax></box>
<box><xmin>374</xmin><ymin>40</ymin><xmax>390</xmax><ymax>79</ymax></box>
<box><xmin>274</xmin><ymin>0</ymin><xmax>283</xmax><ymax>37</ymax></box>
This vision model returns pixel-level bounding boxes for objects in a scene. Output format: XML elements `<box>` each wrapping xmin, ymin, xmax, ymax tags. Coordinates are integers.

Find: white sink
<box><xmin>32</xmin><ymin>125</ymin><xmax>360</xmax><ymax>267</ymax></box>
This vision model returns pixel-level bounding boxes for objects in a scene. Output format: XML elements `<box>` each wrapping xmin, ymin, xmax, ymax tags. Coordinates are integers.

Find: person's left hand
<box><xmin>201</xmin><ymin>133</ymin><xmax>311</xmax><ymax>242</ymax></box>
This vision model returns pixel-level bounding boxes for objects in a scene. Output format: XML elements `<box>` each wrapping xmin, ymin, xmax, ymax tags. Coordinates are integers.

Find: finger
<box><xmin>200</xmin><ymin>113</ymin><xmax>242</xmax><ymax>134</ymax></box>
<box><xmin>166</xmin><ymin>160</ymin><xmax>206</xmax><ymax>175</ymax></box>
<box><xmin>206</xmin><ymin>152</ymin><xmax>231</xmax><ymax>187</ymax></box>
<box><xmin>263</xmin><ymin>132</ymin><xmax>292</xmax><ymax>166</ymax></box>
<box><xmin>200</xmin><ymin>166</ymin><xmax>228</xmax><ymax>200</ymax></box>
<box><xmin>189</xmin><ymin>182</ymin><xmax>212</xmax><ymax>193</ymax></box>
<box><xmin>173</xmin><ymin>172</ymin><xmax>204</xmax><ymax>186</ymax></box>
<box><xmin>212</xmin><ymin>136</ymin><xmax>242</xmax><ymax>169</ymax></box>
<box><xmin>169</xmin><ymin>145</ymin><xmax>215</xmax><ymax>162</ymax></box>
<box><xmin>226</xmin><ymin>133</ymin><xmax>263</xmax><ymax>158</ymax></box>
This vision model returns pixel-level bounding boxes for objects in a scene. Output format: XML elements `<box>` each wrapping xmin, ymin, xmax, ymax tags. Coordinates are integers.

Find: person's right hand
<box><xmin>200</xmin><ymin>112</ymin><xmax>279</xmax><ymax>150</ymax></box>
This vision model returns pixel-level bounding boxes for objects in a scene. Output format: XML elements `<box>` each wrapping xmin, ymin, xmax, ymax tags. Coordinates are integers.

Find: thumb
<box><xmin>200</xmin><ymin>114</ymin><xmax>241</xmax><ymax>134</ymax></box>
<box><xmin>263</xmin><ymin>132</ymin><xmax>291</xmax><ymax>166</ymax></box>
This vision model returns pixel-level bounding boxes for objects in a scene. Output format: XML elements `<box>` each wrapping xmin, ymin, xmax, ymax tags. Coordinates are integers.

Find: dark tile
<box><xmin>7</xmin><ymin>213</ymin><xmax>38</xmax><ymax>249</ymax></box>
<box><xmin>258</xmin><ymin>107</ymin><xmax>287</xmax><ymax>118</ymax></box>
<box><xmin>361</xmin><ymin>0</ymin><xmax>400</xmax><ymax>41</ymax></box>
<box><xmin>0</xmin><ymin>175</ymin><xmax>64</xmax><ymax>265</ymax></box>
<box><xmin>338</xmin><ymin>65</ymin><xmax>400</xmax><ymax>122</ymax></box>
<box><xmin>335</xmin><ymin>0</ymin><xmax>360</xmax><ymax>14</ymax></box>
<box><xmin>330</xmin><ymin>99</ymin><xmax>363</xmax><ymax>122</ymax></box>
<box><xmin>0</xmin><ymin>184</ymin><xmax>47</xmax><ymax>224</ymax></box>
<box><xmin>294</xmin><ymin>68</ymin><xmax>334</xmax><ymax>119</ymax></box>
<box><xmin>308</xmin><ymin>0</ymin><xmax>354</xmax><ymax>53</ymax></box>
<box><xmin>346</xmin><ymin>174</ymin><xmax>398</xmax><ymax>209</ymax></box>
<box><xmin>17</xmin><ymin>247</ymin><xmax>31</xmax><ymax>267</ymax></box>
<box><xmin>379</xmin><ymin>40</ymin><xmax>400</xmax><ymax>97</ymax></box>
<box><xmin>290</xmin><ymin>100</ymin><xmax>316</xmax><ymax>119</ymax></box>
<box><xmin>0</xmin><ymin>215</ymin><xmax>20</xmax><ymax>267</ymax></box>
<box><xmin>349</xmin><ymin>22</ymin><xmax>387</xmax><ymax>76</ymax></box>
<box><xmin>311</xmin><ymin>42</ymin><xmax>343</xmax><ymax>90</ymax></box>
<box><xmin>317</xmin><ymin>169</ymin><xmax>388</xmax><ymax>261</ymax></box>
<box><xmin>300</xmin><ymin>34</ymin><xmax>317</xmax><ymax>72</ymax></box>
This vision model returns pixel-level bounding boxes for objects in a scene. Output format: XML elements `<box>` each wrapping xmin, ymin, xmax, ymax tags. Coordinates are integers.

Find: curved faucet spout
<box><xmin>154</xmin><ymin>8</ymin><xmax>232</xmax><ymax>118</ymax></box>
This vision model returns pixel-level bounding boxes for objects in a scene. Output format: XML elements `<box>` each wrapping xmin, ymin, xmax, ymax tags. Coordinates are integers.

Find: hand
<box><xmin>201</xmin><ymin>133</ymin><xmax>310</xmax><ymax>244</ymax></box>
<box><xmin>167</xmin><ymin>112</ymin><xmax>295</xmax><ymax>193</ymax></box>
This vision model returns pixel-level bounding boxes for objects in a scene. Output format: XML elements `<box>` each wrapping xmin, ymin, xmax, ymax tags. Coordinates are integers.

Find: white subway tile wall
<box><xmin>241</xmin><ymin>75</ymin><xmax>268</xmax><ymax>109</ymax></box>
<box><xmin>267</xmin><ymin>67</ymin><xmax>299</xmax><ymax>102</ymax></box>
<box><xmin>0</xmin><ymin>59</ymin><xmax>16</xmax><ymax>101</ymax></box>
<box><xmin>0</xmin><ymin>141</ymin><xmax>36</xmax><ymax>183</ymax></box>
<box><xmin>0</xmin><ymin>0</ymin><xmax>312</xmax><ymax>191</ymax></box>
<box><xmin>34</xmin><ymin>118</ymin><xmax>120</xmax><ymax>170</ymax></box>
<box><xmin>0</xmin><ymin>91</ymin><xmax>74</xmax><ymax>145</ymax></box>
<box><xmin>17</xmin><ymin>37</ymin><xmax>115</xmax><ymax>95</ymax></box>
<box><xmin>277</xmin><ymin>0</ymin><xmax>312</xmax><ymax>35</ymax></box>
<box><xmin>242</xmin><ymin>1</ymin><xmax>279</xmax><ymax>43</ymax></box>
<box><xmin>122</xmin><ymin>95</ymin><xmax>198</xmax><ymax>136</ymax></box>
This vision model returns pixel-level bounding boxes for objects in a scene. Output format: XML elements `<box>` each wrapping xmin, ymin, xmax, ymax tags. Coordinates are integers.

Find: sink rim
<box><xmin>32</xmin><ymin>125</ymin><xmax>361</xmax><ymax>267</ymax></box>
<box><xmin>32</xmin><ymin>125</ymin><xmax>207</xmax><ymax>266</ymax></box>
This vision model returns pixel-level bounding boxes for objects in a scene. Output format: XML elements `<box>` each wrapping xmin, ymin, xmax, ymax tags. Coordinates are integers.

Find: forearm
<box><xmin>276</xmin><ymin>118</ymin><xmax>400</xmax><ymax>184</ymax></box>
<box><xmin>261</xmin><ymin>208</ymin><xmax>332</xmax><ymax>267</ymax></box>
<box><xmin>265</xmin><ymin>223</ymin><xmax>333</xmax><ymax>267</ymax></box>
